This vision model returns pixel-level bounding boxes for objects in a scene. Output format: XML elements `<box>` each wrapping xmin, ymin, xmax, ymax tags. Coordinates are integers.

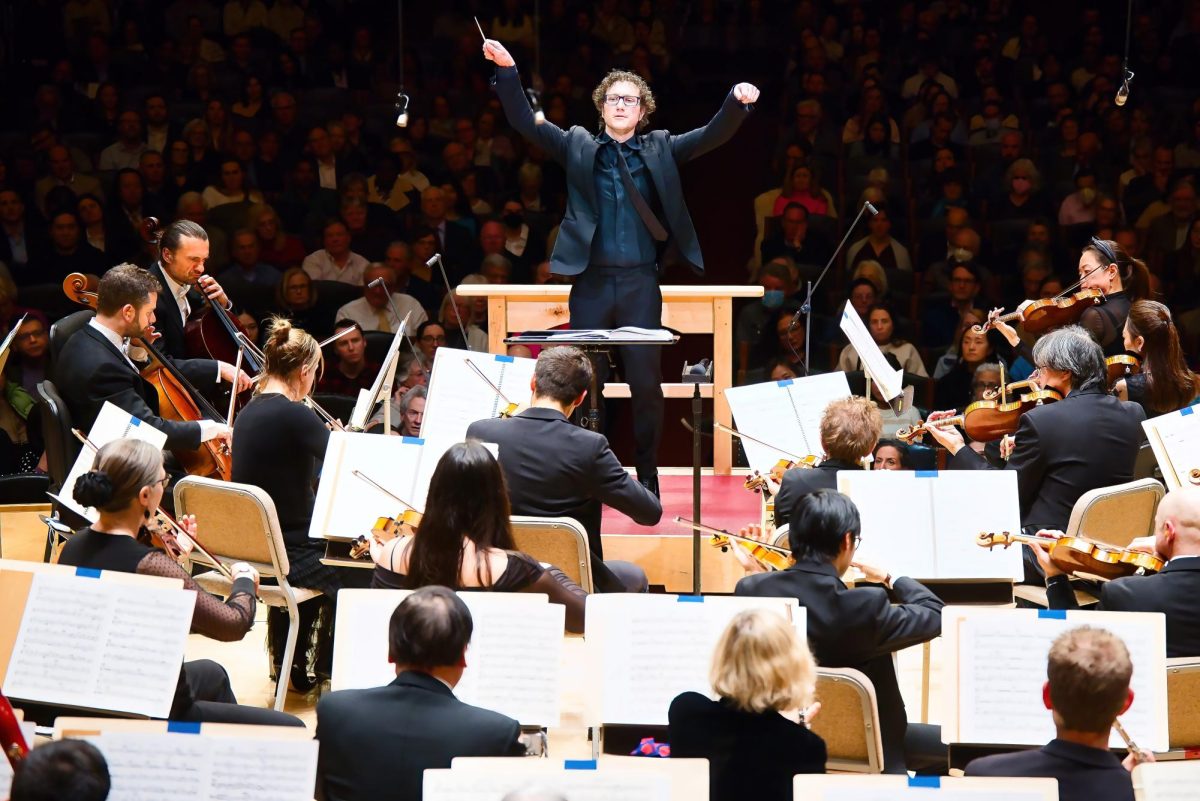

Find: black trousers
<box><xmin>178</xmin><ymin>658</ymin><xmax>305</xmax><ymax>726</ymax></box>
<box><xmin>568</xmin><ymin>264</ymin><xmax>663</xmax><ymax>476</ymax></box>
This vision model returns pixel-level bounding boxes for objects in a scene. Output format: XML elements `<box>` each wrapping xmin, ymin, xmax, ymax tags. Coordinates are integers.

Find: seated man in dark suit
<box><xmin>736</xmin><ymin>490</ymin><xmax>945</xmax><ymax>774</ymax></box>
<box><xmin>966</xmin><ymin>626</ymin><xmax>1146</xmax><ymax>800</ymax></box>
<box><xmin>466</xmin><ymin>346</ymin><xmax>660</xmax><ymax>593</ymax></box>
<box><xmin>1036</xmin><ymin>487</ymin><xmax>1200</xmax><ymax>658</ymax></box>
<box><xmin>54</xmin><ymin>263</ymin><xmax>231</xmax><ymax>454</ymax></box>
<box><xmin>774</xmin><ymin>396</ymin><xmax>882</xmax><ymax>530</ymax></box>
<box><xmin>315</xmin><ymin>586</ymin><xmax>525</xmax><ymax>801</ymax></box>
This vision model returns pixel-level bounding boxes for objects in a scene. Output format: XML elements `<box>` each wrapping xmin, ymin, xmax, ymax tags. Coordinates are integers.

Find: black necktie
<box><xmin>615</xmin><ymin>145</ymin><xmax>669</xmax><ymax>242</ymax></box>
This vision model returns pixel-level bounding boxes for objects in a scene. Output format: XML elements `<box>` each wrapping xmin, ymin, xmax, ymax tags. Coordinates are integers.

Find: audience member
<box><xmin>302</xmin><ymin>219</ymin><xmax>369</xmax><ymax>285</ymax></box>
<box><xmin>317</xmin><ymin>319</ymin><xmax>379</xmax><ymax>396</ymax></box>
<box><xmin>334</xmin><ymin>263</ymin><xmax>428</xmax><ymax>334</ymax></box>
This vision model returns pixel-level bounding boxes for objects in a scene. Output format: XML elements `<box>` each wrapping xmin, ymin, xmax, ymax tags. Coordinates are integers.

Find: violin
<box><xmin>1105</xmin><ymin>354</ymin><xmax>1141</xmax><ymax>389</ymax></box>
<box><xmin>347</xmin><ymin>469</ymin><xmax>423</xmax><ymax>560</ymax></box>
<box><xmin>675</xmin><ymin>516</ymin><xmax>794</xmax><ymax>572</ymax></box>
<box><xmin>0</xmin><ymin>690</ymin><xmax>28</xmax><ymax>770</ymax></box>
<box><xmin>712</xmin><ymin>423</ymin><xmax>820</xmax><ymax>493</ymax></box>
<box><xmin>975</xmin><ymin>289</ymin><xmax>1105</xmax><ymax>335</ymax></box>
<box><xmin>897</xmin><ymin>388</ymin><xmax>1063</xmax><ymax>443</ymax></box>
<box><xmin>140</xmin><ymin>218</ymin><xmax>263</xmax><ymax>375</ymax></box>
<box><xmin>976</xmin><ymin>530</ymin><xmax>1164</xmax><ymax>581</ymax></box>
<box><xmin>63</xmin><ymin>273</ymin><xmax>232</xmax><ymax>482</ymax></box>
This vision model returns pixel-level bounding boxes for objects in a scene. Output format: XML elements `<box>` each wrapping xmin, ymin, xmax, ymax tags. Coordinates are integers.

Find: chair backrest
<box><xmin>310</xmin><ymin>393</ymin><xmax>358</xmax><ymax>425</ymax></box>
<box><xmin>810</xmin><ymin>667</ymin><xmax>884</xmax><ymax>773</ymax></box>
<box><xmin>510</xmin><ymin>515</ymin><xmax>594</xmax><ymax>594</ymax></box>
<box><xmin>49</xmin><ymin>309</ymin><xmax>95</xmax><ymax>368</ymax></box>
<box><xmin>36</xmin><ymin>380</ymin><xmax>81</xmax><ymax>490</ymax></box>
<box><xmin>362</xmin><ymin>330</ymin><xmax>395</xmax><ymax>366</ymax></box>
<box><xmin>1065</xmin><ymin>478</ymin><xmax>1166</xmax><ymax>547</ymax></box>
<box><xmin>173</xmin><ymin>476</ymin><xmax>292</xmax><ymax>578</ymax></box>
<box><xmin>1132</xmin><ymin>442</ymin><xmax>1160</xmax><ymax>482</ymax></box>
<box><xmin>1167</xmin><ymin>658</ymin><xmax>1200</xmax><ymax>750</ymax></box>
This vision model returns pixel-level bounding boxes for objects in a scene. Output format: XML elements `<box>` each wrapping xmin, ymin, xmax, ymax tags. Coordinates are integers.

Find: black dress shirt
<box><xmin>591</xmin><ymin>132</ymin><xmax>659</xmax><ymax>267</ymax></box>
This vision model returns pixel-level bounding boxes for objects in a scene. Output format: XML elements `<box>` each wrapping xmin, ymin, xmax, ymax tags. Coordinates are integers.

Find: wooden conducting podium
<box><xmin>456</xmin><ymin>284</ymin><xmax>763</xmax><ymax>475</ymax></box>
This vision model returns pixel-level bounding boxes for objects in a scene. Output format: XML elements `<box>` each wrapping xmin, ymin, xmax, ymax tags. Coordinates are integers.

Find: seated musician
<box><xmin>1111</xmin><ymin>300</ymin><xmax>1198</xmax><ymax>417</ymax></box>
<box><xmin>926</xmin><ymin>326</ymin><xmax>1146</xmax><ymax>580</ymax></box>
<box><xmin>315</xmin><ymin>586</ymin><xmax>525</xmax><ymax>801</ymax></box>
<box><xmin>465</xmin><ymin>346</ymin><xmax>659</xmax><ymax>594</ymax></box>
<box><xmin>54</xmin><ymin>264</ymin><xmax>232</xmax><ymax>454</ymax></box>
<box><xmin>369</xmin><ymin>441</ymin><xmax>586</xmax><ymax>633</ymax></box>
<box><xmin>59</xmin><ymin>438</ymin><xmax>302</xmax><ymax>726</ymax></box>
<box><xmin>231</xmin><ymin>317</ymin><xmax>371</xmax><ymax>692</ymax></box>
<box><xmin>736</xmin><ymin>490</ymin><xmax>945</xmax><ymax>774</ymax></box>
<box><xmin>669</xmin><ymin>608</ymin><xmax>826</xmax><ymax>801</ymax></box>
<box><xmin>1035</xmin><ymin>487</ymin><xmax>1200</xmax><ymax>658</ymax></box>
<box><xmin>966</xmin><ymin>626</ymin><xmax>1149</xmax><ymax>800</ymax></box>
<box><xmin>773</xmin><ymin>396</ymin><xmax>881</xmax><ymax>531</ymax></box>
<box><xmin>8</xmin><ymin>739</ymin><xmax>110</xmax><ymax>801</ymax></box>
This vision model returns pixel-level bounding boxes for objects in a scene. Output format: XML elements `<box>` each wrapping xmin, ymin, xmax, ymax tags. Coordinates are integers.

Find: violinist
<box><xmin>1073</xmin><ymin>237</ymin><xmax>1150</xmax><ymax>356</ymax></box>
<box><xmin>1112</xmin><ymin>300</ymin><xmax>1198</xmax><ymax>417</ymax></box>
<box><xmin>231</xmin><ymin>317</ymin><xmax>371</xmax><ymax>692</ymax></box>
<box><xmin>54</xmin><ymin>264</ymin><xmax>232</xmax><ymax>453</ymax></box>
<box><xmin>926</xmin><ymin>327</ymin><xmax>1145</xmax><ymax>579</ymax></box>
<box><xmin>1034</xmin><ymin>487</ymin><xmax>1200</xmax><ymax>658</ymax></box>
<box><xmin>58</xmin><ymin>438</ymin><xmax>302</xmax><ymax>726</ymax></box>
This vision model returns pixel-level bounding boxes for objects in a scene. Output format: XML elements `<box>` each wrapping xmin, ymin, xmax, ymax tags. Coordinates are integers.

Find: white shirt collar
<box><xmin>88</xmin><ymin>317</ymin><xmax>136</xmax><ymax>370</ymax></box>
<box><xmin>158</xmin><ymin>264</ymin><xmax>191</xmax><ymax>320</ymax></box>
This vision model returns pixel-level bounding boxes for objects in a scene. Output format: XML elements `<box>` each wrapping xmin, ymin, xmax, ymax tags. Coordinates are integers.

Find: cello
<box><xmin>62</xmin><ymin>273</ymin><xmax>232</xmax><ymax>481</ymax></box>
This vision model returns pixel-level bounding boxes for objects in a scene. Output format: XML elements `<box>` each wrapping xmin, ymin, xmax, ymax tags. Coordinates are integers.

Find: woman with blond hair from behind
<box><xmin>669</xmin><ymin>608</ymin><xmax>826</xmax><ymax>801</ymax></box>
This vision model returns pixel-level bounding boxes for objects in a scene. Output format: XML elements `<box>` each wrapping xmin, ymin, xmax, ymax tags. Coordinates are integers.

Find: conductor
<box><xmin>484</xmin><ymin>38</ymin><xmax>759</xmax><ymax>495</ymax></box>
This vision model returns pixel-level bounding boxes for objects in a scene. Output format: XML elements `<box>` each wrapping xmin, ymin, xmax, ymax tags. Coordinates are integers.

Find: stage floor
<box><xmin>601</xmin><ymin>471</ymin><xmax>762</xmax><ymax>536</ymax></box>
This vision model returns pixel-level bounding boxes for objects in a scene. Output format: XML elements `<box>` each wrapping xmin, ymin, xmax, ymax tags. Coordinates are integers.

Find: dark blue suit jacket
<box><xmin>966</xmin><ymin>739</ymin><xmax>1133</xmax><ymax>801</ymax></box>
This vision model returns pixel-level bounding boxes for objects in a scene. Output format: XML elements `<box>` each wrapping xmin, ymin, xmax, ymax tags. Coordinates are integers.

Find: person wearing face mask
<box><xmin>1058</xmin><ymin>170</ymin><xmax>1100</xmax><ymax>226</ymax></box>
<box><xmin>736</xmin><ymin>261</ymin><xmax>799</xmax><ymax>382</ymax></box>
<box><xmin>992</xmin><ymin>159</ymin><xmax>1050</xmax><ymax>222</ymax></box>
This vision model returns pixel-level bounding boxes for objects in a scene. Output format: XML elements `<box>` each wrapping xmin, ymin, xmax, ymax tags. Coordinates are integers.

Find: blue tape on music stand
<box><xmin>776</xmin><ymin>378</ymin><xmax>794</xmax><ymax>387</ymax></box>
<box><xmin>908</xmin><ymin>776</ymin><xmax>941</xmax><ymax>788</ymax></box>
<box><xmin>564</xmin><ymin>760</ymin><xmax>597</xmax><ymax>770</ymax></box>
<box><xmin>130</xmin><ymin>417</ymin><xmax>141</xmax><ymax>426</ymax></box>
<box><xmin>74</xmin><ymin>567</ymin><xmax>101</xmax><ymax>579</ymax></box>
<box><xmin>1038</xmin><ymin>609</ymin><xmax>1067</xmax><ymax>619</ymax></box>
<box><xmin>167</xmin><ymin>721</ymin><xmax>202</xmax><ymax>734</ymax></box>
<box><xmin>677</xmin><ymin>595</ymin><xmax>704</xmax><ymax>603</ymax></box>
<box><xmin>916</xmin><ymin>470</ymin><xmax>939</xmax><ymax>478</ymax></box>
<box><xmin>1182</xmin><ymin>406</ymin><xmax>1194</xmax><ymax>416</ymax></box>
<box><xmin>400</xmin><ymin>436</ymin><xmax>425</xmax><ymax>446</ymax></box>
<box><xmin>495</xmin><ymin>354</ymin><xmax>514</xmax><ymax>363</ymax></box>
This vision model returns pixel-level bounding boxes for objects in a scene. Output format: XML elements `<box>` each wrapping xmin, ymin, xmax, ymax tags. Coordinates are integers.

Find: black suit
<box><xmin>735</xmin><ymin>557</ymin><xmax>945</xmax><ymax>773</ymax></box>
<box><xmin>465</xmin><ymin>408</ymin><xmax>662</xmax><ymax>593</ymax></box>
<box><xmin>54</xmin><ymin>324</ymin><xmax>209</xmax><ymax>451</ymax></box>
<box><xmin>315</xmin><ymin>671</ymin><xmax>524</xmax><ymax>801</ymax></box>
<box><xmin>773</xmin><ymin>459</ymin><xmax>860</xmax><ymax>530</ymax></box>
<box><xmin>1048</xmin><ymin>558</ymin><xmax>1200</xmax><ymax>658</ymax></box>
<box><xmin>146</xmin><ymin>260</ymin><xmax>207</xmax><ymax>362</ymax></box>
<box><xmin>966</xmin><ymin>739</ymin><xmax>1133</xmax><ymax>801</ymax></box>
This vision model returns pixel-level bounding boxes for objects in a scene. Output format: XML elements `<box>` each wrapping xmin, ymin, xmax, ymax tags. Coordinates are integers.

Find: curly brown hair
<box><xmin>591</xmin><ymin>70</ymin><xmax>657</xmax><ymax>132</ymax></box>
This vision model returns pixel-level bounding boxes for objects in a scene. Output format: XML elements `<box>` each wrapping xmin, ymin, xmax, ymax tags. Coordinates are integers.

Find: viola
<box><xmin>0</xmin><ymin>690</ymin><xmax>28</xmax><ymax>770</ymax></box>
<box><xmin>976</xmin><ymin>530</ymin><xmax>1163</xmax><ymax>581</ymax></box>
<box><xmin>744</xmin><ymin>455</ymin><xmax>821</xmax><ymax>495</ymax></box>
<box><xmin>897</xmin><ymin>388</ymin><xmax>1063</xmax><ymax>443</ymax></box>
<box><xmin>1105</xmin><ymin>354</ymin><xmax>1141</xmax><ymax>389</ymax></box>
<box><xmin>63</xmin><ymin>273</ymin><xmax>232</xmax><ymax>482</ymax></box>
<box><xmin>975</xmin><ymin>289</ymin><xmax>1105</xmax><ymax>336</ymax></box>
<box><xmin>675</xmin><ymin>516</ymin><xmax>794</xmax><ymax>572</ymax></box>
<box><xmin>347</xmin><ymin>469</ymin><xmax>423</xmax><ymax>560</ymax></box>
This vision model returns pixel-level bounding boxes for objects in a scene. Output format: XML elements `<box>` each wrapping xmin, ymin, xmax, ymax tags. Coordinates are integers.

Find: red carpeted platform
<box><xmin>601</xmin><ymin>474</ymin><xmax>762</xmax><ymax>536</ymax></box>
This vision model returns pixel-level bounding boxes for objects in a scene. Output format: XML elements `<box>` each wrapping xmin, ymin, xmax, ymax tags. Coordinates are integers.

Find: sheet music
<box><xmin>347</xmin><ymin>316</ymin><xmax>412</xmax><ymax>430</ymax></box>
<box><xmin>951</xmin><ymin>609</ymin><xmax>1167</xmax><ymax>750</ymax></box>
<box><xmin>59</xmin><ymin>402</ymin><xmax>170</xmax><ymax>523</ymax></box>
<box><xmin>1133</xmin><ymin>761</ymin><xmax>1200</xmax><ymax>801</ymax></box>
<box><xmin>3</xmin><ymin>573</ymin><xmax>193</xmax><ymax>718</ymax></box>
<box><xmin>84</xmin><ymin>733</ymin><xmax>318</xmax><ymax>801</ymax></box>
<box><xmin>424</xmin><ymin>768</ymin><xmax>669</xmax><ymax>801</ymax></box>
<box><xmin>0</xmin><ymin>721</ymin><xmax>35</xmax><ymax>799</ymax></box>
<box><xmin>587</xmin><ymin>595</ymin><xmax>804</xmax><ymax>725</ymax></box>
<box><xmin>796</xmin><ymin>775</ymin><xmax>1059</xmax><ymax>801</ymax></box>
<box><xmin>332</xmin><ymin>590</ymin><xmax>564</xmax><ymax>726</ymax></box>
<box><xmin>420</xmin><ymin>347</ymin><xmax>536</xmax><ymax>443</ymax></box>
<box><xmin>309</xmin><ymin>432</ymin><xmax>426</xmax><ymax>541</ymax></box>
<box><xmin>725</xmin><ymin>373</ymin><xmax>851</xmax><ymax>475</ymax></box>
<box><xmin>839</xmin><ymin>301</ymin><xmax>903</xmax><ymax>402</ymax></box>
<box><xmin>519</xmin><ymin>327</ymin><xmax>674</xmax><ymax>343</ymax></box>
<box><xmin>1142</xmin><ymin>407</ymin><xmax>1200</xmax><ymax>490</ymax></box>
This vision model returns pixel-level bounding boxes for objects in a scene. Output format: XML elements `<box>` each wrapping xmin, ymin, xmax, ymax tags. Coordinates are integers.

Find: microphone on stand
<box><xmin>427</xmin><ymin>253</ymin><xmax>473</xmax><ymax>351</ymax></box>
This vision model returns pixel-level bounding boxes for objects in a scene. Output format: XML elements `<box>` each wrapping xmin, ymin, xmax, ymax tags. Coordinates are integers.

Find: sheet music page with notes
<box><xmin>60</xmin><ymin>402</ymin><xmax>170</xmax><ymax>523</ymax></box>
<box><xmin>420</xmin><ymin>347</ymin><xmax>535</xmax><ymax>446</ymax></box>
<box><xmin>3</xmin><ymin>572</ymin><xmax>192</xmax><ymax>718</ymax></box>
<box><xmin>309</xmin><ymin>432</ymin><xmax>425</xmax><ymax>541</ymax></box>
<box><xmin>796</xmin><ymin>775</ymin><xmax>1058</xmax><ymax>801</ymax></box>
<box><xmin>587</xmin><ymin>595</ymin><xmax>804</xmax><ymax>725</ymax></box>
<box><xmin>1142</xmin><ymin>407</ymin><xmax>1200</xmax><ymax>490</ymax></box>
<box><xmin>947</xmin><ymin>608</ymin><xmax>1168</xmax><ymax>750</ymax></box>
<box><xmin>725</xmin><ymin>373</ymin><xmax>850</xmax><ymax>475</ymax></box>
<box><xmin>424</xmin><ymin>767</ymin><xmax>669</xmax><ymax>801</ymax></box>
<box><xmin>1132</xmin><ymin>761</ymin><xmax>1200</xmax><ymax>801</ymax></box>
<box><xmin>84</xmin><ymin>732</ymin><xmax>318</xmax><ymax>801</ymax></box>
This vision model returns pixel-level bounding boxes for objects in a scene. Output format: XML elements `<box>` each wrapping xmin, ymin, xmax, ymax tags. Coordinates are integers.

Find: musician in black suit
<box><xmin>315</xmin><ymin>586</ymin><xmax>524</xmax><ymax>801</ymax></box>
<box><xmin>54</xmin><ymin>264</ymin><xmax>230</xmax><ymax>453</ymax></box>
<box><xmin>465</xmin><ymin>347</ymin><xmax>659</xmax><ymax>594</ymax></box>
<box><xmin>774</xmin><ymin>396</ymin><xmax>882</xmax><ymax>530</ymax></box>
<box><xmin>484</xmin><ymin>38</ymin><xmax>758</xmax><ymax>494</ymax></box>
<box><xmin>736</xmin><ymin>490</ymin><xmax>946</xmax><ymax>774</ymax></box>
<box><xmin>1038</xmin><ymin>487</ymin><xmax>1200</xmax><ymax>658</ymax></box>
<box><xmin>966</xmin><ymin>626</ymin><xmax>1144</xmax><ymax>801</ymax></box>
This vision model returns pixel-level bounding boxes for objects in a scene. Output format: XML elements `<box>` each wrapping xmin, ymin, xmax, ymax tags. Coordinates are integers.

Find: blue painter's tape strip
<box><xmin>677</xmin><ymin>595</ymin><xmax>704</xmax><ymax>603</ymax></box>
<box><xmin>908</xmin><ymin>776</ymin><xmax>940</xmax><ymax>788</ymax></box>
<box><xmin>776</xmin><ymin>378</ymin><xmax>794</xmax><ymax>387</ymax></box>
<box><xmin>74</xmin><ymin>567</ymin><xmax>101</xmax><ymax>579</ymax></box>
<box><xmin>1181</xmin><ymin>406</ymin><xmax>1194</xmax><ymax>416</ymax></box>
<box><xmin>564</xmin><ymin>760</ymin><xmax>597</xmax><ymax>770</ymax></box>
<box><xmin>130</xmin><ymin>417</ymin><xmax>141</xmax><ymax>426</ymax></box>
<box><xmin>495</xmin><ymin>354</ymin><xmax>514</xmax><ymax>363</ymax></box>
<box><xmin>400</xmin><ymin>436</ymin><xmax>425</xmax><ymax>446</ymax></box>
<box><xmin>167</xmin><ymin>721</ymin><xmax>202</xmax><ymax>734</ymax></box>
<box><xmin>915</xmin><ymin>470</ymin><xmax>939</xmax><ymax>478</ymax></box>
<box><xmin>1038</xmin><ymin>609</ymin><xmax>1067</xmax><ymax>619</ymax></box>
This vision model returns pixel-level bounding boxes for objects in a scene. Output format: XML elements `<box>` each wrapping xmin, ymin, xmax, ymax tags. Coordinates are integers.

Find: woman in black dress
<box><xmin>369</xmin><ymin>441</ymin><xmax>587</xmax><ymax>633</ymax></box>
<box><xmin>59</xmin><ymin>438</ymin><xmax>301</xmax><ymax>726</ymax></box>
<box><xmin>231</xmin><ymin>317</ymin><xmax>370</xmax><ymax>691</ymax></box>
<box><xmin>669</xmin><ymin>608</ymin><xmax>826</xmax><ymax>801</ymax></box>
<box><xmin>1112</xmin><ymin>300</ymin><xmax>1198</xmax><ymax>416</ymax></box>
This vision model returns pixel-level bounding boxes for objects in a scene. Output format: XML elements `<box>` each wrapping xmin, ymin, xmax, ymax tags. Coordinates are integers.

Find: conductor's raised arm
<box><xmin>484</xmin><ymin>39</ymin><xmax>570</xmax><ymax>163</ymax></box>
<box><xmin>667</xmin><ymin>82</ymin><xmax>759</xmax><ymax>165</ymax></box>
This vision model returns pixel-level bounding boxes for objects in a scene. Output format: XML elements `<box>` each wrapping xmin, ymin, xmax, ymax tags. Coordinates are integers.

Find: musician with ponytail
<box><xmin>58</xmin><ymin>439</ymin><xmax>302</xmax><ymax>726</ymax></box>
<box><xmin>1113</xmin><ymin>300</ymin><xmax>1199</xmax><ymax>416</ymax></box>
<box><xmin>1076</xmin><ymin>237</ymin><xmax>1152</xmax><ymax>357</ymax></box>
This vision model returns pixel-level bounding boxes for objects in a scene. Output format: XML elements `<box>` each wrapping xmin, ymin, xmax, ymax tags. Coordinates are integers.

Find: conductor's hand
<box><xmin>733</xmin><ymin>83</ymin><xmax>760</xmax><ymax>105</ymax></box>
<box><xmin>483</xmin><ymin>39</ymin><xmax>515</xmax><ymax>68</ymax></box>
<box><xmin>924</xmin><ymin>409</ymin><xmax>965</xmax><ymax>455</ymax></box>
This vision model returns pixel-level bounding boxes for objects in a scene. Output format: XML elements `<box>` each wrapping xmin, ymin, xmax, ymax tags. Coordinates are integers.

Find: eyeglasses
<box><xmin>420</xmin><ymin>334</ymin><xmax>447</xmax><ymax>343</ymax></box>
<box><xmin>604</xmin><ymin>94</ymin><xmax>641</xmax><ymax>107</ymax></box>
<box><xmin>155</xmin><ymin>475</ymin><xmax>171</xmax><ymax>489</ymax></box>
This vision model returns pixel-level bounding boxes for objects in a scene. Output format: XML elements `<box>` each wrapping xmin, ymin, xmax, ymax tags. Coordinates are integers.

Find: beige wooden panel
<box><xmin>601</xmin><ymin>533</ymin><xmax>744</xmax><ymax>593</ymax></box>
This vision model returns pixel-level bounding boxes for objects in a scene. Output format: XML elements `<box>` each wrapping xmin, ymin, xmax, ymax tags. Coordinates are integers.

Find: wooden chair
<box><xmin>810</xmin><ymin>667</ymin><xmax>884</xmax><ymax>773</ymax></box>
<box><xmin>509</xmin><ymin>515</ymin><xmax>594</xmax><ymax>594</ymax></box>
<box><xmin>173</xmin><ymin>476</ymin><xmax>323</xmax><ymax>711</ymax></box>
